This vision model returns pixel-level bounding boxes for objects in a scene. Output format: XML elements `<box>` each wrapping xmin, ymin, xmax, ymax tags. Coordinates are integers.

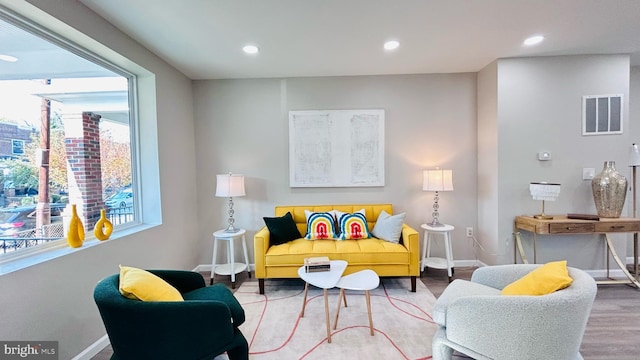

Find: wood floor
<box><xmin>92</xmin><ymin>267</ymin><xmax>640</xmax><ymax>360</ymax></box>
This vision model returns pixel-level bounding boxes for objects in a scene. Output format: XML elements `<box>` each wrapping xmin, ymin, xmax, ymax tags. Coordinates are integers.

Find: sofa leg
<box><xmin>410</xmin><ymin>276</ymin><xmax>416</xmax><ymax>292</ymax></box>
<box><xmin>259</xmin><ymin>279</ymin><xmax>265</xmax><ymax>295</ymax></box>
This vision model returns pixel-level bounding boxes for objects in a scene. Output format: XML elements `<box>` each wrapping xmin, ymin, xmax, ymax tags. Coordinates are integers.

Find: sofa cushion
<box><xmin>265</xmin><ymin>238</ymin><xmax>409</xmax><ymax>265</ymax></box>
<box><xmin>371</xmin><ymin>210</ymin><xmax>405</xmax><ymax>243</ymax></box>
<box><xmin>501</xmin><ymin>260</ymin><xmax>573</xmax><ymax>296</ymax></box>
<box><xmin>432</xmin><ymin>279</ymin><xmax>500</xmax><ymax>326</ymax></box>
<box><xmin>304</xmin><ymin>212</ymin><xmax>337</xmax><ymax>239</ymax></box>
<box><xmin>118</xmin><ymin>265</ymin><xmax>184</xmax><ymax>302</ymax></box>
<box><xmin>263</xmin><ymin>212</ymin><xmax>301</xmax><ymax>245</ymax></box>
<box><xmin>337</xmin><ymin>212</ymin><xmax>370</xmax><ymax>240</ymax></box>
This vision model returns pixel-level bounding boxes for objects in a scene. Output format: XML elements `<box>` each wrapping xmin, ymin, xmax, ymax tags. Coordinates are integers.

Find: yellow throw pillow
<box><xmin>118</xmin><ymin>265</ymin><xmax>184</xmax><ymax>301</ymax></box>
<box><xmin>501</xmin><ymin>260</ymin><xmax>573</xmax><ymax>296</ymax></box>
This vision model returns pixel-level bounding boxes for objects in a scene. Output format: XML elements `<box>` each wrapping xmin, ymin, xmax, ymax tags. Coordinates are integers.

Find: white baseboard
<box><xmin>72</xmin><ymin>335</ymin><xmax>109</xmax><ymax>360</ymax></box>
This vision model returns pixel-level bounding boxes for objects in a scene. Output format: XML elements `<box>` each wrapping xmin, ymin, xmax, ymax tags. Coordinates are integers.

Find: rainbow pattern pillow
<box><xmin>304</xmin><ymin>212</ymin><xmax>336</xmax><ymax>240</ymax></box>
<box><xmin>338</xmin><ymin>212</ymin><xmax>370</xmax><ymax>240</ymax></box>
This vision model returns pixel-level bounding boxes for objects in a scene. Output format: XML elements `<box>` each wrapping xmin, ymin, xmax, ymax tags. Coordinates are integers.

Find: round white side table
<box><xmin>420</xmin><ymin>223</ymin><xmax>455</xmax><ymax>282</ymax></box>
<box><xmin>211</xmin><ymin>228</ymin><xmax>250</xmax><ymax>289</ymax></box>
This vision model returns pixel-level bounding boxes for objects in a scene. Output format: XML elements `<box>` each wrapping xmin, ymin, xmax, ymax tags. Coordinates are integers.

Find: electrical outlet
<box><xmin>466</xmin><ymin>227</ymin><xmax>473</xmax><ymax>237</ymax></box>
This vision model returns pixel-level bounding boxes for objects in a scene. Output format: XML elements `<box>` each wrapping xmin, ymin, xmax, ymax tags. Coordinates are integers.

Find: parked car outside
<box><xmin>0</xmin><ymin>203</ymin><xmax>66</xmax><ymax>236</ymax></box>
<box><xmin>105</xmin><ymin>190</ymin><xmax>133</xmax><ymax>209</ymax></box>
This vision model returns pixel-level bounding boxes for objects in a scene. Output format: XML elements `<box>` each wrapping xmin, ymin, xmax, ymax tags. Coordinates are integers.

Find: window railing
<box><xmin>0</xmin><ymin>207</ymin><xmax>133</xmax><ymax>253</ymax></box>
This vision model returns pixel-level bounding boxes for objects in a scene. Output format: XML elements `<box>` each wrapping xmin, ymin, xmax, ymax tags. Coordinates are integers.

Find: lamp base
<box><xmin>429</xmin><ymin>219</ymin><xmax>445</xmax><ymax>227</ymax></box>
<box><xmin>223</xmin><ymin>224</ymin><xmax>240</xmax><ymax>233</ymax></box>
<box><xmin>533</xmin><ymin>214</ymin><xmax>553</xmax><ymax>220</ymax></box>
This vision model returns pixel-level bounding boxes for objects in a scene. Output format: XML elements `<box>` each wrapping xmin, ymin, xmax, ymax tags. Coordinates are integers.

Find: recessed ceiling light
<box><xmin>523</xmin><ymin>35</ymin><xmax>544</xmax><ymax>46</ymax></box>
<box><xmin>384</xmin><ymin>40</ymin><xmax>400</xmax><ymax>51</ymax></box>
<box><xmin>242</xmin><ymin>45</ymin><xmax>259</xmax><ymax>55</ymax></box>
<box><xmin>0</xmin><ymin>54</ymin><xmax>18</xmax><ymax>62</ymax></box>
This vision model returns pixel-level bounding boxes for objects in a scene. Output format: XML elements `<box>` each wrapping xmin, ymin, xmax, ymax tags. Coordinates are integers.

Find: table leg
<box><xmin>365</xmin><ymin>289</ymin><xmax>374</xmax><ymax>336</ymax></box>
<box><xmin>241</xmin><ymin>234</ymin><xmax>251</xmax><ymax>278</ymax></box>
<box><xmin>210</xmin><ymin>237</ymin><xmax>219</xmax><ymax>285</ymax></box>
<box><xmin>634</xmin><ymin>233</ymin><xmax>638</xmax><ymax>278</ymax></box>
<box><xmin>300</xmin><ymin>282</ymin><xmax>309</xmax><ymax>317</ymax></box>
<box><xmin>603</xmin><ymin>234</ymin><xmax>640</xmax><ymax>289</ymax></box>
<box><xmin>444</xmin><ymin>231</ymin><xmax>453</xmax><ymax>281</ymax></box>
<box><xmin>514</xmin><ymin>231</ymin><xmax>529</xmax><ymax>264</ymax></box>
<box><xmin>324</xmin><ymin>289</ymin><xmax>331</xmax><ymax>343</ymax></box>
<box><xmin>333</xmin><ymin>288</ymin><xmax>344</xmax><ymax>330</ymax></box>
<box><xmin>421</xmin><ymin>231</ymin><xmax>428</xmax><ymax>273</ymax></box>
<box><xmin>229</xmin><ymin>238</ymin><xmax>236</xmax><ymax>289</ymax></box>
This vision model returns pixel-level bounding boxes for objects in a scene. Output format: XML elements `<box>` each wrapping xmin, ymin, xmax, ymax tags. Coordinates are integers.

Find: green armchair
<box><xmin>94</xmin><ymin>270</ymin><xmax>248</xmax><ymax>360</ymax></box>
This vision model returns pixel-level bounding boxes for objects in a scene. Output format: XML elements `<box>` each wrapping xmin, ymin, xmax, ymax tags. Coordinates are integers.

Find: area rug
<box><xmin>234</xmin><ymin>277</ymin><xmax>437</xmax><ymax>359</ymax></box>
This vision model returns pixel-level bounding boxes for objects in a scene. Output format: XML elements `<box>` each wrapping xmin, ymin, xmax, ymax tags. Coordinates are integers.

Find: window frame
<box><xmin>0</xmin><ymin>7</ymin><xmax>143</xmax><ymax>266</ymax></box>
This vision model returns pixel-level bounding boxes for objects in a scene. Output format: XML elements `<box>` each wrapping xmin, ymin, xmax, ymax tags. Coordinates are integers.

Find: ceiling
<box><xmin>75</xmin><ymin>0</ymin><xmax>640</xmax><ymax>80</ymax></box>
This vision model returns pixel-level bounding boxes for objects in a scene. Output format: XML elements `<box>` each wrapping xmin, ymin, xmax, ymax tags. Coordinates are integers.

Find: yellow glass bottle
<box><xmin>67</xmin><ymin>204</ymin><xmax>85</xmax><ymax>248</ymax></box>
<box><xmin>94</xmin><ymin>209</ymin><xmax>113</xmax><ymax>241</ymax></box>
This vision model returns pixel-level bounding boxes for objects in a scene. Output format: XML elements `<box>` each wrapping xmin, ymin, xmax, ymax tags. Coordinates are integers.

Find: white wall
<box><xmin>193</xmin><ymin>74</ymin><xmax>479</xmax><ymax>267</ymax></box>
<box><xmin>0</xmin><ymin>1</ymin><xmax>199</xmax><ymax>359</ymax></box>
<box><xmin>486</xmin><ymin>55</ymin><xmax>632</xmax><ymax>268</ymax></box>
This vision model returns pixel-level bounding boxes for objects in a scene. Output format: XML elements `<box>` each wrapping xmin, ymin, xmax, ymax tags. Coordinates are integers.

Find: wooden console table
<box><xmin>514</xmin><ymin>215</ymin><xmax>640</xmax><ymax>288</ymax></box>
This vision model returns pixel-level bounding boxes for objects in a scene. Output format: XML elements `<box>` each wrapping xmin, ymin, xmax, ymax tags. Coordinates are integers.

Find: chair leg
<box><xmin>259</xmin><ymin>279</ymin><xmax>265</xmax><ymax>294</ymax></box>
<box><xmin>410</xmin><ymin>276</ymin><xmax>416</xmax><ymax>292</ymax></box>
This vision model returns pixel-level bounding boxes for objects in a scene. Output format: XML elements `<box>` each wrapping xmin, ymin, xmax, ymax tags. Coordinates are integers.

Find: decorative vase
<box><xmin>67</xmin><ymin>204</ymin><xmax>85</xmax><ymax>248</ymax></box>
<box><xmin>591</xmin><ymin>161</ymin><xmax>628</xmax><ymax>218</ymax></box>
<box><xmin>93</xmin><ymin>209</ymin><xmax>113</xmax><ymax>241</ymax></box>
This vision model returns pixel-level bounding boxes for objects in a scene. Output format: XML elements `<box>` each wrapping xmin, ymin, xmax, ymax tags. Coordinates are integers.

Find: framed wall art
<box><xmin>289</xmin><ymin>109</ymin><xmax>385</xmax><ymax>187</ymax></box>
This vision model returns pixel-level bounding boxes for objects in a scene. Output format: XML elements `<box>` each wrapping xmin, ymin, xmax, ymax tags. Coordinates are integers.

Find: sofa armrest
<box><xmin>470</xmin><ymin>264</ymin><xmax>539</xmax><ymax>290</ymax></box>
<box><xmin>148</xmin><ymin>270</ymin><xmax>205</xmax><ymax>293</ymax></box>
<box><xmin>254</xmin><ymin>226</ymin><xmax>270</xmax><ymax>278</ymax></box>
<box><xmin>445</xmin><ymin>294</ymin><xmax>587</xmax><ymax>359</ymax></box>
<box><xmin>401</xmin><ymin>224</ymin><xmax>420</xmax><ymax>276</ymax></box>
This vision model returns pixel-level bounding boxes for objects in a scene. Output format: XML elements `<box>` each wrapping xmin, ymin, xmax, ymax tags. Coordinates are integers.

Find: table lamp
<box><xmin>529</xmin><ymin>182</ymin><xmax>561</xmax><ymax>220</ymax></box>
<box><xmin>422</xmin><ymin>169</ymin><xmax>453</xmax><ymax>227</ymax></box>
<box><xmin>215</xmin><ymin>173</ymin><xmax>245</xmax><ymax>233</ymax></box>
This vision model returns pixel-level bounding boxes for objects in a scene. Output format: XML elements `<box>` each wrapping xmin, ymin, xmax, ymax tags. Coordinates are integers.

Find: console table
<box><xmin>514</xmin><ymin>215</ymin><xmax>640</xmax><ymax>288</ymax></box>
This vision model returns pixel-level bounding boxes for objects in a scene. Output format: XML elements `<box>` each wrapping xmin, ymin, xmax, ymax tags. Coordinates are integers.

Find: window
<box><xmin>0</xmin><ymin>12</ymin><xmax>138</xmax><ymax>256</ymax></box>
<box><xmin>11</xmin><ymin>139</ymin><xmax>24</xmax><ymax>155</ymax></box>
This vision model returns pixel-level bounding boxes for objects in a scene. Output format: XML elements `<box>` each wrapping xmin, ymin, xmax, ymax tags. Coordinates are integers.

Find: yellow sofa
<box><xmin>254</xmin><ymin>204</ymin><xmax>420</xmax><ymax>294</ymax></box>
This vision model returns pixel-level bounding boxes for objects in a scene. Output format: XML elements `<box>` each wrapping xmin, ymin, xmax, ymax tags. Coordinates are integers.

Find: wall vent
<box><xmin>582</xmin><ymin>94</ymin><xmax>623</xmax><ymax>135</ymax></box>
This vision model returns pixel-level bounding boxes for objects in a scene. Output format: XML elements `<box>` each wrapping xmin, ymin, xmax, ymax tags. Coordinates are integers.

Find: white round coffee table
<box><xmin>333</xmin><ymin>269</ymin><xmax>380</xmax><ymax>336</ymax></box>
<box><xmin>298</xmin><ymin>260</ymin><xmax>348</xmax><ymax>343</ymax></box>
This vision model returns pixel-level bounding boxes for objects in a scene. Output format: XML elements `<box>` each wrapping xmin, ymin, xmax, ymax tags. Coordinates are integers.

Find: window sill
<box><xmin>0</xmin><ymin>223</ymin><xmax>158</xmax><ymax>276</ymax></box>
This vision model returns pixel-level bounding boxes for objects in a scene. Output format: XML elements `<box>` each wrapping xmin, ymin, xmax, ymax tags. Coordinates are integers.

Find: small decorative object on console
<box><xmin>567</xmin><ymin>213</ymin><xmax>600</xmax><ymax>221</ymax></box>
<box><xmin>304</xmin><ymin>256</ymin><xmax>330</xmax><ymax>273</ymax></box>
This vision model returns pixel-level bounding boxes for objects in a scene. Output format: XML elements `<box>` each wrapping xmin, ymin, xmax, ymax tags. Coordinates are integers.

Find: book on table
<box><xmin>304</xmin><ymin>256</ymin><xmax>330</xmax><ymax>272</ymax></box>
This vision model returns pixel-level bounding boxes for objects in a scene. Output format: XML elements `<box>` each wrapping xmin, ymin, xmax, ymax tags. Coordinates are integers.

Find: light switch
<box><xmin>583</xmin><ymin>168</ymin><xmax>595</xmax><ymax>180</ymax></box>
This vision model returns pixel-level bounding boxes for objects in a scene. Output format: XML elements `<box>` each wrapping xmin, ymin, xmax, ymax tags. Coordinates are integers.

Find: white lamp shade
<box><xmin>423</xmin><ymin>169</ymin><xmax>453</xmax><ymax>192</ymax></box>
<box><xmin>215</xmin><ymin>174</ymin><xmax>246</xmax><ymax>197</ymax></box>
<box><xmin>630</xmin><ymin>143</ymin><xmax>640</xmax><ymax>166</ymax></box>
<box><xmin>529</xmin><ymin>182</ymin><xmax>561</xmax><ymax>201</ymax></box>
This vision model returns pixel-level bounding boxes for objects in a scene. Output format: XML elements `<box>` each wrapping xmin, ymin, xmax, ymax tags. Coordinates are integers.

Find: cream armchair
<box><xmin>431</xmin><ymin>264</ymin><xmax>597</xmax><ymax>360</ymax></box>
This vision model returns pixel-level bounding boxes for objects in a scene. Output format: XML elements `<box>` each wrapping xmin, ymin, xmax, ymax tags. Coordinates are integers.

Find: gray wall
<box><xmin>0</xmin><ymin>1</ymin><xmax>199</xmax><ymax>359</ymax></box>
<box><xmin>480</xmin><ymin>55</ymin><xmax>633</xmax><ymax>268</ymax></box>
<box><xmin>193</xmin><ymin>74</ymin><xmax>479</xmax><ymax>267</ymax></box>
